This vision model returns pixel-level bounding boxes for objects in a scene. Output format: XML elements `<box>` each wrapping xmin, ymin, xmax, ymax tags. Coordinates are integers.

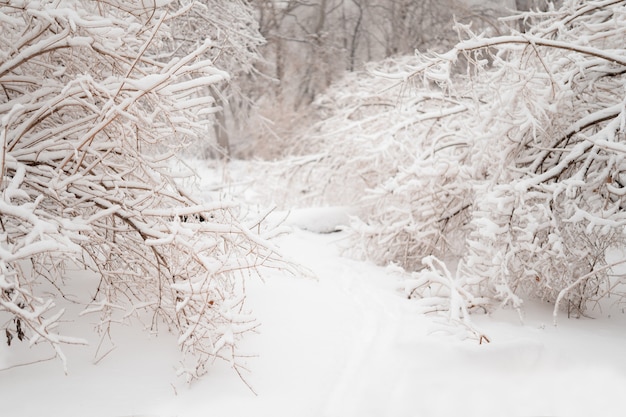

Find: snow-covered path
<box><xmin>2</xmin><ymin>224</ymin><xmax>626</xmax><ymax>416</ymax></box>
<box><xmin>234</xmin><ymin>229</ymin><xmax>626</xmax><ymax>417</ymax></box>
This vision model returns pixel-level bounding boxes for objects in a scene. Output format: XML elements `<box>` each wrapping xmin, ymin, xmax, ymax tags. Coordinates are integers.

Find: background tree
<box><xmin>162</xmin><ymin>0</ymin><xmax>265</xmax><ymax>158</ymax></box>
<box><xmin>245</xmin><ymin>0</ymin><xmax>516</xmax><ymax>158</ymax></box>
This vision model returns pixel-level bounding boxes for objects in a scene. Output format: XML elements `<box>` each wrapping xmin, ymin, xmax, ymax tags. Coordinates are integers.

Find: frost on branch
<box><xmin>0</xmin><ymin>0</ymin><xmax>280</xmax><ymax>380</ymax></box>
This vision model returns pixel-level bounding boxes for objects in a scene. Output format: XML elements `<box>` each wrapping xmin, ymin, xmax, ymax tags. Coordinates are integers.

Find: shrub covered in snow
<box><xmin>419</xmin><ymin>0</ymin><xmax>626</xmax><ymax>326</ymax></box>
<box><xmin>270</xmin><ymin>0</ymin><xmax>626</xmax><ymax>335</ymax></box>
<box><xmin>0</xmin><ymin>0</ymin><xmax>280</xmax><ymax>380</ymax></box>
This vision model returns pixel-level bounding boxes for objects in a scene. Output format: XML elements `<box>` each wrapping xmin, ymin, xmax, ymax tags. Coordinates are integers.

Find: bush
<box><xmin>267</xmin><ymin>0</ymin><xmax>626</xmax><ymax>336</ymax></box>
<box><xmin>0</xmin><ymin>0</ymin><xmax>280</xmax><ymax>381</ymax></box>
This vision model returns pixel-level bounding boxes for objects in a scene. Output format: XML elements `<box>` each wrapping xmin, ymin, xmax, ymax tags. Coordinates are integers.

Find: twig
<box><xmin>0</xmin><ymin>354</ymin><xmax>57</xmax><ymax>372</ymax></box>
<box><xmin>553</xmin><ymin>258</ymin><xmax>626</xmax><ymax>325</ymax></box>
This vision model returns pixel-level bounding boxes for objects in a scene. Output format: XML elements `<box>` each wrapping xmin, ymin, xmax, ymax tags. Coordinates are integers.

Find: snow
<box><xmin>2</xmin><ymin>161</ymin><xmax>626</xmax><ymax>416</ymax></box>
<box><xmin>277</xmin><ymin>206</ymin><xmax>353</xmax><ymax>233</ymax></box>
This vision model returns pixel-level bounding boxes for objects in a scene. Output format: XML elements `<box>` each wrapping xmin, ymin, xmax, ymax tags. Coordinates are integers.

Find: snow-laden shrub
<box><xmin>468</xmin><ymin>0</ymin><xmax>626</xmax><ymax>316</ymax></box>
<box><xmin>0</xmin><ymin>0</ymin><xmax>281</xmax><ymax>381</ymax></box>
<box><xmin>399</xmin><ymin>0</ymin><xmax>626</xmax><ymax>330</ymax></box>
<box><xmin>252</xmin><ymin>56</ymin><xmax>478</xmax><ymax>255</ymax></box>
<box><xmin>249</xmin><ymin>57</ymin><xmax>458</xmax><ymax>208</ymax></box>
<box><xmin>261</xmin><ymin>0</ymin><xmax>626</xmax><ymax>335</ymax></box>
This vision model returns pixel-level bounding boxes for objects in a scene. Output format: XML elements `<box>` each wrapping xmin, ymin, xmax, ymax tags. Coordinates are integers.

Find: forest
<box><xmin>2</xmin><ymin>0</ymin><xmax>626</xmax><ymax>415</ymax></box>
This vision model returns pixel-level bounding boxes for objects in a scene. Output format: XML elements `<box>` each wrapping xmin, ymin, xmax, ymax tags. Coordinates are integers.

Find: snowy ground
<box><xmin>2</xmin><ymin>161</ymin><xmax>626</xmax><ymax>417</ymax></box>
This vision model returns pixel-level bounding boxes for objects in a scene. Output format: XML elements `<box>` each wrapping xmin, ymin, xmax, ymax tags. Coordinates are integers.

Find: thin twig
<box><xmin>553</xmin><ymin>258</ymin><xmax>626</xmax><ymax>325</ymax></box>
<box><xmin>0</xmin><ymin>355</ymin><xmax>57</xmax><ymax>372</ymax></box>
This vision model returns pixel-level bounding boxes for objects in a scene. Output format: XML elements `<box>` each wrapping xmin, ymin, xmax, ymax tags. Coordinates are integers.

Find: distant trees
<box><xmin>251</xmin><ymin>0</ymin><xmax>507</xmax><ymax>108</ymax></box>
<box><xmin>0</xmin><ymin>0</ymin><xmax>280</xmax><ymax>380</ymax></box>
<box><xmin>264</xmin><ymin>0</ymin><xmax>626</xmax><ymax>336</ymax></box>
<box><xmin>245</xmin><ymin>0</ymin><xmax>514</xmax><ymax>157</ymax></box>
<box><xmin>164</xmin><ymin>0</ymin><xmax>265</xmax><ymax>158</ymax></box>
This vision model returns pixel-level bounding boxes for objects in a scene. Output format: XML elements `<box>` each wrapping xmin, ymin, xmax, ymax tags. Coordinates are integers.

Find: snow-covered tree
<box><xmin>265</xmin><ymin>0</ymin><xmax>626</xmax><ymax>337</ymax></box>
<box><xmin>0</xmin><ymin>0</ymin><xmax>281</xmax><ymax>380</ymax></box>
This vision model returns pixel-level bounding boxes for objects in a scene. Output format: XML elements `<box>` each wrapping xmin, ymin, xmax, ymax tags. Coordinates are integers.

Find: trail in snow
<box><xmin>166</xmin><ymin>226</ymin><xmax>626</xmax><ymax>417</ymax></box>
<box><xmin>2</xmin><ymin>161</ymin><xmax>626</xmax><ymax>416</ymax></box>
<box><xmin>2</xmin><ymin>226</ymin><xmax>626</xmax><ymax>416</ymax></box>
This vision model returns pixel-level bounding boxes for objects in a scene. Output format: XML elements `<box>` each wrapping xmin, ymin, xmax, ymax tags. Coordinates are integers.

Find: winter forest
<box><xmin>2</xmin><ymin>0</ymin><xmax>626</xmax><ymax>415</ymax></box>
